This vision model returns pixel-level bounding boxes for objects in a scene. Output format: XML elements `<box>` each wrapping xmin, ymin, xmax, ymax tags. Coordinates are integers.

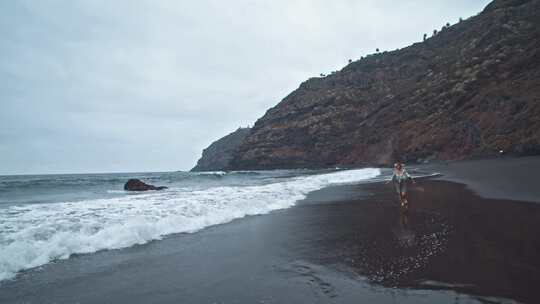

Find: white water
<box><xmin>0</xmin><ymin>168</ymin><xmax>380</xmax><ymax>281</ymax></box>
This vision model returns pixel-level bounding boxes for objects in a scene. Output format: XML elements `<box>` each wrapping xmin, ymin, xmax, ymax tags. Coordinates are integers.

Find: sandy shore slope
<box><xmin>1</xmin><ymin>157</ymin><xmax>539</xmax><ymax>303</ymax></box>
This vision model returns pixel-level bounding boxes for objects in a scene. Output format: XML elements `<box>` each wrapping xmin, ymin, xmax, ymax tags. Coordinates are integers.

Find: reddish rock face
<box><xmin>226</xmin><ymin>0</ymin><xmax>540</xmax><ymax>170</ymax></box>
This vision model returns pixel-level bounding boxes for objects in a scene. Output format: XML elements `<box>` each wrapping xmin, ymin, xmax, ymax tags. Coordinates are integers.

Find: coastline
<box><xmin>1</xmin><ymin>157</ymin><xmax>539</xmax><ymax>303</ymax></box>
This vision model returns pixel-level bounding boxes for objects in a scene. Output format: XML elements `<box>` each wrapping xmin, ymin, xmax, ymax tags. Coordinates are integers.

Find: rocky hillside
<box><xmin>191</xmin><ymin>128</ymin><xmax>251</xmax><ymax>171</ymax></box>
<box><xmin>225</xmin><ymin>0</ymin><xmax>540</xmax><ymax>170</ymax></box>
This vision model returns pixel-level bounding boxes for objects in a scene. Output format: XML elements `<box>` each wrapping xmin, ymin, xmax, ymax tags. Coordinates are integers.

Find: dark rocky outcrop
<box><xmin>124</xmin><ymin>179</ymin><xmax>167</xmax><ymax>191</ymax></box>
<box><xmin>223</xmin><ymin>0</ymin><xmax>540</xmax><ymax>169</ymax></box>
<box><xmin>191</xmin><ymin>128</ymin><xmax>251</xmax><ymax>171</ymax></box>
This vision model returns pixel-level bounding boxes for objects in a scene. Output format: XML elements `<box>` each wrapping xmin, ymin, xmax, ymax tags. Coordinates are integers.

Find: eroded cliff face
<box><xmin>191</xmin><ymin>128</ymin><xmax>251</xmax><ymax>171</ymax></box>
<box><xmin>227</xmin><ymin>0</ymin><xmax>540</xmax><ymax>170</ymax></box>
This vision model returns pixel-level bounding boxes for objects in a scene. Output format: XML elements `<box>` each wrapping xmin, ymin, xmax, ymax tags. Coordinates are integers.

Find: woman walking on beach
<box><xmin>389</xmin><ymin>162</ymin><xmax>414</xmax><ymax>207</ymax></box>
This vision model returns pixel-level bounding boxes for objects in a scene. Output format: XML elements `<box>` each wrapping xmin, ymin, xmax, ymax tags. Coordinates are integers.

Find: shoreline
<box><xmin>1</xmin><ymin>157</ymin><xmax>539</xmax><ymax>303</ymax></box>
<box><xmin>418</xmin><ymin>155</ymin><xmax>540</xmax><ymax>203</ymax></box>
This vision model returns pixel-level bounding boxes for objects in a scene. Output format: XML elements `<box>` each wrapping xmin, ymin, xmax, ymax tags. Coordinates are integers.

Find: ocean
<box><xmin>0</xmin><ymin>168</ymin><xmax>385</xmax><ymax>282</ymax></box>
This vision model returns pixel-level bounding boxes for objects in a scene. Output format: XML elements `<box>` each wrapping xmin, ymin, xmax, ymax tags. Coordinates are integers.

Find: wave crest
<box><xmin>0</xmin><ymin>168</ymin><xmax>380</xmax><ymax>281</ymax></box>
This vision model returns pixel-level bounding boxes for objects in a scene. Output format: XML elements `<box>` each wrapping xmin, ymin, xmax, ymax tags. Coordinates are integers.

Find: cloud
<box><xmin>0</xmin><ymin>0</ymin><xmax>491</xmax><ymax>174</ymax></box>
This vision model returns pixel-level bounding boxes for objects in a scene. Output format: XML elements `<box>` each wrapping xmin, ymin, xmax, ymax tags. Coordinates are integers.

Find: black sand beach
<box><xmin>1</xmin><ymin>157</ymin><xmax>540</xmax><ymax>304</ymax></box>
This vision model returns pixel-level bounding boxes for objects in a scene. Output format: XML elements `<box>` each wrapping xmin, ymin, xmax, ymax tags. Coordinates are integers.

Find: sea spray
<box><xmin>0</xmin><ymin>168</ymin><xmax>380</xmax><ymax>281</ymax></box>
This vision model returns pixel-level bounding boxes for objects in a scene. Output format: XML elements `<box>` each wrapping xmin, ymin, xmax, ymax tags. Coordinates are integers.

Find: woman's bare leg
<box><xmin>401</xmin><ymin>192</ymin><xmax>408</xmax><ymax>208</ymax></box>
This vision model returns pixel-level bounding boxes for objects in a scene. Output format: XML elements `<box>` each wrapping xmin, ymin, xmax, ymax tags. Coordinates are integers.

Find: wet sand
<box><xmin>420</xmin><ymin>155</ymin><xmax>540</xmax><ymax>202</ymax></box>
<box><xmin>303</xmin><ymin>180</ymin><xmax>540</xmax><ymax>303</ymax></box>
<box><xmin>1</xmin><ymin>157</ymin><xmax>540</xmax><ymax>303</ymax></box>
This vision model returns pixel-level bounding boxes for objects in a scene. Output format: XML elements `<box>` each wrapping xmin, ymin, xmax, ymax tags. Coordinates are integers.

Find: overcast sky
<box><xmin>1</xmin><ymin>0</ymin><xmax>491</xmax><ymax>175</ymax></box>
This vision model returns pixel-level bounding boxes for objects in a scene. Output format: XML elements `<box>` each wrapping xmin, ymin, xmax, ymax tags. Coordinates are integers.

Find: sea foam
<box><xmin>0</xmin><ymin>168</ymin><xmax>380</xmax><ymax>281</ymax></box>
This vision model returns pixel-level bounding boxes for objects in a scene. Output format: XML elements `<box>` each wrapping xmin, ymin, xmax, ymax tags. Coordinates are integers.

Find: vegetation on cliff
<box><xmin>227</xmin><ymin>0</ymin><xmax>540</xmax><ymax>169</ymax></box>
<box><xmin>194</xmin><ymin>0</ymin><xmax>540</xmax><ymax>170</ymax></box>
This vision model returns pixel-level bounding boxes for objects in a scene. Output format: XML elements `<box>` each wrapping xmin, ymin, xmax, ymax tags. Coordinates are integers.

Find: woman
<box><xmin>389</xmin><ymin>162</ymin><xmax>414</xmax><ymax>207</ymax></box>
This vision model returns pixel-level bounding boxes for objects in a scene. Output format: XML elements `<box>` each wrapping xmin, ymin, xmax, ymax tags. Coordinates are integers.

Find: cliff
<box><xmin>226</xmin><ymin>0</ymin><xmax>540</xmax><ymax>170</ymax></box>
<box><xmin>191</xmin><ymin>128</ymin><xmax>251</xmax><ymax>171</ymax></box>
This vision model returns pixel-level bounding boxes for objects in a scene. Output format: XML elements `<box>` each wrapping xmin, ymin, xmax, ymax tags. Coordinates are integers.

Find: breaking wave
<box><xmin>0</xmin><ymin>168</ymin><xmax>380</xmax><ymax>282</ymax></box>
